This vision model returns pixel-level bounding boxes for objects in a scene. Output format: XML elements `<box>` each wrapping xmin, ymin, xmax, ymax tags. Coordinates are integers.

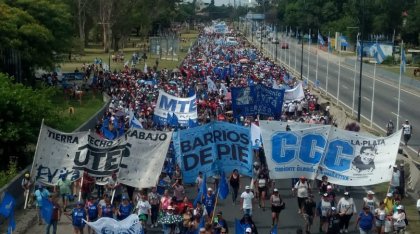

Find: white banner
<box><xmin>32</xmin><ymin>124</ymin><xmax>171</xmax><ymax>188</ymax></box>
<box><xmin>260</xmin><ymin>121</ymin><xmax>402</xmax><ymax>186</ymax></box>
<box><xmin>250</xmin><ymin>123</ymin><xmax>262</xmax><ymax>149</ymax></box>
<box><xmin>85</xmin><ymin>214</ymin><xmax>143</xmax><ymax>234</ymax></box>
<box><xmin>154</xmin><ymin>90</ymin><xmax>197</xmax><ymax>125</ymax></box>
<box><xmin>284</xmin><ymin>82</ymin><xmax>305</xmax><ymax>101</ymax></box>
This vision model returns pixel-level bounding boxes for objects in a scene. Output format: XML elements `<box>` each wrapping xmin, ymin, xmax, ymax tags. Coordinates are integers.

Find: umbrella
<box><xmin>158</xmin><ymin>214</ymin><xmax>183</xmax><ymax>225</ymax></box>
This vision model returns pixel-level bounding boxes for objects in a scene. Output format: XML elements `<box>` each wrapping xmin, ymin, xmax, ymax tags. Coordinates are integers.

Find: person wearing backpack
<box><xmin>392</xmin><ymin>205</ymin><xmax>407</xmax><ymax>233</ymax></box>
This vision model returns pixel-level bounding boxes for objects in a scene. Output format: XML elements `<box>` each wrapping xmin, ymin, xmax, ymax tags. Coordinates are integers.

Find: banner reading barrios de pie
<box><xmin>32</xmin><ymin>124</ymin><xmax>171</xmax><ymax>188</ymax></box>
<box><xmin>260</xmin><ymin>121</ymin><xmax>402</xmax><ymax>186</ymax></box>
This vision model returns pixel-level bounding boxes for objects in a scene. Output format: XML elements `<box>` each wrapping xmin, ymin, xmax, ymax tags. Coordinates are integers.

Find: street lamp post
<box><xmin>300</xmin><ymin>33</ymin><xmax>304</xmax><ymax>80</ymax></box>
<box><xmin>357</xmin><ymin>0</ymin><xmax>365</xmax><ymax>122</ymax></box>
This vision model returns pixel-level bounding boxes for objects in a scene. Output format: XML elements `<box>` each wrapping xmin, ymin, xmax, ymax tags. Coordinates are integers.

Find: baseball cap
<box><xmin>331</xmin><ymin>207</ymin><xmax>336</xmax><ymax>211</ymax></box>
<box><xmin>245</xmin><ymin>227</ymin><xmax>252</xmax><ymax>233</ymax></box>
<box><xmin>245</xmin><ymin>185</ymin><xmax>251</xmax><ymax>190</ymax></box>
<box><xmin>207</xmin><ymin>188</ymin><xmax>213</xmax><ymax>192</ymax></box>
<box><xmin>323</xmin><ymin>193</ymin><xmax>328</xmax><ymax>197</ymax></box>
<box><xmin>397</xmin><ymin>205</ymin><xmax>404</xmax><ymax>210</ymax></box>
<box><xmin>367</xmin><ymin>190</ymin><xmax>375</xmax><ymax>195</ymax></box>
<box><xmin>273</xmin><ymin>188</ymin><xmax>279</xmax><ymax>192</ymax></box>
<box><xmin>386</xmin><ymin>192</ymin><xmax>393</xmax><ymax>197</ymax></box>
<box><xmin>327</xmin><ymin>185</ymin><xmax>332</xmax><ymax>189</ymax></box>
<box><xmin>167</xmin><ymin>206</ymin><xmax>174</xmax><ymax>210</ymax></box>
<box><xmin>24</xmin><ymin>173</ymin><xmax>30</xmax><ymax>178</ymax></box>
<box><xmin>122</xmin><ymin>195</ymin><xmax>128</xmax><ymax>200</ymax></box>
<box><xmin>344</xmin><ymin>192</ymin><xmax>349</xmax><ymax>196</ymax></box>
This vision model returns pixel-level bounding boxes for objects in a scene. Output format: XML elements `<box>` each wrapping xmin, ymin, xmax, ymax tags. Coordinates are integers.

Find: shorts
<box><xmin>271</xmin><ymin>206</ymin><xmax>281</xmax><ymax>214</ymax></box>
<box><xmin>258</xmin><ymin>186</ymin><xmax>267</xmax><ymax>194</ymax></box>
<box><xmin>375</xmin><ymin>219</ymin><xmax>385</xmax><ymax>227</ymax></box>
<box><xmin>303</xmin><ymin>214</ymin><xmax>313</xmax><ymax>225</ymax></box>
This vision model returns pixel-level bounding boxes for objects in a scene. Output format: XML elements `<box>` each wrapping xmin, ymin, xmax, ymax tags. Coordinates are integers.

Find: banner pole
<box><xmin>78</xmin><ymin>173</ymin><xmax>84</xmax><ymax>202</ymax></box>
<box><xmin>25</xmin><ymin>118</ymin><xmax>44</xmax><ymax>209</ymax></box>
<box><xmin>211</xmin><ymin>189</ymin><xmax>220</xmax><ymax>223</ymax></box>
<box><xmin>111</xmin><ymin>189</ymin><xmax>116</xmax><ymax>205</ymax></box>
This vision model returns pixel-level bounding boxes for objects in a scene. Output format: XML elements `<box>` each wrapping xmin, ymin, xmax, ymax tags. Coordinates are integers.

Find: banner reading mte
<box><xmin>260</xmin><ymin>121</ymin><xmax>402</xmax><ymax>186</ymax></box>
<box><xmin>32</xmin><ymin>124</ymin><xmax>171</xmax><ymax>188</ymax></box>
<box><xmin>153</xmin><ymin>90</ymin><xmax>197</xmax><ymax>126</ymax></box>
<box><xmin>231</xmin><ymin>84</ymin><xmax>285</xmax><ymax>118</ymax></box>
<box><xmin>173</xmin><ymin>122</ymin><xmax>253</xmax><ymax>183</ymax></box>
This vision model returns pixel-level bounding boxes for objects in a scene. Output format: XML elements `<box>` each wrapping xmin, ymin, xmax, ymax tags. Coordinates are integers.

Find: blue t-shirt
<box><xmin>203</xmin><ymin>194</ymin><xmax>216</xmax><ymax>211</ymax></box>
<box><xmin>87</xmin><ymin>202</ymin><xmax>98</xmax><ymax>220</ymax></box>
<box><xmin>102</xmin><ymin>205</ymin><xmax>114</xmax><ymax>218</ymax></box>
<box><xmin>358</xmin><ymin>211</ymin><xmax>374</xmax><ymax>230</ymax></box>
<box><xmin>72</xmin><ymin>208</ymin><xmax>86</xmax><ymax>227</ymax></box>
<box><xmin>118</xmin><ymin>203</ymin><xmax>133</xmax><ymax>220</ymax></box>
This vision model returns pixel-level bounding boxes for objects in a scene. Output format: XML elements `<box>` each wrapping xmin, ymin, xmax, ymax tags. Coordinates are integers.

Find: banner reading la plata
<box><xmin>32</xmin><ymin>124</ymin><xmax>171</xmax><ymax>189</ymax></box>
<box><xmin>260</xmin><ymin>121</ymin><xmax>402</xmax><ymax>186</ymax></box>
<box><xmin>231</xmin><ymin>84</ymin><xmax>285</xmax><ymax>118</ymax></box>
<box><xmin>173</xmin><ymin>121</ymin><xmax>253</xmax><ymax>183</ymax></box>
<box><xmin>153</xmin><ymin>90</ymin><xmax>197</xmax><ymax>126</ymax></box>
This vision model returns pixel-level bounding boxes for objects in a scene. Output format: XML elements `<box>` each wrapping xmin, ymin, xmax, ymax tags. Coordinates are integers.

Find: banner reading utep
<box><xmin>231</xmin><ymin>84</ymin><xmax>285</xmax><ymax>118</ymax></box>
<box><xmin>153</xmin><ymin>90</ymin><xmax>197</xmax><ymax>126</ymax></box>
<box><xmin>32</xmin><ymin>124</ymin><xmax>171</xmax><ymax>189</ymax></box>
<box><xmin>260</xmin><ymin>121</ymin><xmax>402</xmax><ymax>186</ymax></box>
<box><xmin>173</xmin><ymin>121</ymin><xmax>253</xmax><ymax>183</ymax></box>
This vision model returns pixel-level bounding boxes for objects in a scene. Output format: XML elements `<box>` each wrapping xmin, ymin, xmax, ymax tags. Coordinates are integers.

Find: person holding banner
<box><xmin>202</xmin><ymin>188</ymin><xmax>216</xmax><ymax>218</ymax></box>
<box><xmin>55</xmin><ymin>172</ymin><xmax>72</xmax><ymax>212</ymax></box>
<box><xmin>229</xmin><ymin>169</ymin><xmax>241</xmax><ymax>205</ymax></box>
<box><xmin>106</xmin><ymin>172</ymin><xmax>122</xmax><ymax>205</ymax></box>
<box><xmin>22</xmin><ymin>172</ymin><xmax>33</xmax><ymax>208</ymax></box>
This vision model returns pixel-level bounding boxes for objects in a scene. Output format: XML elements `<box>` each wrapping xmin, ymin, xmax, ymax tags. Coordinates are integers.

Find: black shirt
<box><xmin>303</xmin><ymin>199</ymin><xmax>316</xmax><ymax>216</ymax></box>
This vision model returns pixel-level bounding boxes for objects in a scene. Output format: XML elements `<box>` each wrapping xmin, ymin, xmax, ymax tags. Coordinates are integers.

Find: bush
<box><xmin>381</xmin><ymin>56</ymin><xmax>394</xmax><ymax>65</ymax></box>
<box><xmin>0</xmin><ymin>161</ymin><xmax>19</xmax><ymax>188</ymax></box>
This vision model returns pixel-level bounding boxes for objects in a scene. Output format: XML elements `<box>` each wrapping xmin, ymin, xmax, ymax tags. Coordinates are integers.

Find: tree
<box><xmin>0</xmin><ymin>73</ymin><xmax>61</xmax><ymax>168</ymax></box>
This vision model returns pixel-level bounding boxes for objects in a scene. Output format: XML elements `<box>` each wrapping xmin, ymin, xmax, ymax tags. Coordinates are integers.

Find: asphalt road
<box><xmin>27</xmin><ymin>178</ymin><xmax>373</xmax><ymax>234</ymax></box>
<box><xmin>259</xmin><ymin>34</ymin><xmax>420</xmax><ymax>153</ymax></box>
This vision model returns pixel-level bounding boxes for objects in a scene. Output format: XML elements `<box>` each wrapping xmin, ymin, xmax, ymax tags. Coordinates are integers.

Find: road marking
<box><xmin>391</xmin><ymin>112</ymin><xmax>398</xmax><ymax>116</ymax></box>
<box><xmin>342</xmin><ymin>85</ymin><xmax>348</xmax><ymax>89</ymax></box>
<box><xmin>363</xmin><ymin>97</ymin><xmax>370</xmax><ymax>101</ymax></box>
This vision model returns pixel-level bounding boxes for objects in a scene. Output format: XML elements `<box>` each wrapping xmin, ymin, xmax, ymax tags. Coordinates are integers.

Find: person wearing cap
<box><xmin>239</xmin><ymin>214</ymin><xmax>258</xmax><ymax>234</ymax></box>
<box><xmin>319</xmin><ymin>175</ymin><xmax>331</xmax><ymax>194</ymax></box>
<box><xmin>135</xmin><ymin>194</ymin><xmax>151</xmax><ymax>226</ymax></box>
<box><xmin>22</xmin><ymin>172</ymin><xmax>33</xmax><ymax>207</ymax></box>
<box><xmin>202</xmin><ymin>187</ymin><xmax>216</xmax><ymax>217</ymax></box>
<box><xmin>66</xmin><ymin>201</ymin><xmax>86</xmax><ymax>234</ymax></box>
<box><xmin>117</xmin><ymin>195</ymin><xmax>133</xmax><ymax>220</ymax></box>
<box><xmin>327</xmin><ymin>207</ymin><xmax>341</xmax><ymax>234</ymax></box>
<box><xmin>337</xmin><ymin>191</ymin><xmax>356</xmax><ymax>233</ymax></box>
<box><xmin>302</xmin><ymin>194</ymin><xmax>316</xmax><ymax>234</ymax></box>
<box><xmin>55</xmin><ymin>172</ymin><xmax>72</xmax><ymax>212</ymax></box>
<box><xmin>356</xmin><ymin>206</ymin><xmax>375</xmax><ymax>234</ymax></box>
<box><xmin>34</xmin><ymin>184</ymin><xmax>50</xmax><ymax>225</ymax></box>
<box><xmin>383</xmin><ymin>192</ymin><xmax>395</xmax><ymax>216</ymax></box>
<box><xmin>326</xmin><ymin>185</ymin><xmax>336</xmax><ymax>204</ymax></box>
<box><xmin>105</xmin><ymin>172</ymin><xmax>122</xmax><ymax>205</ymax></box>
<box><xmin>393</xmin><ymin>205</ymin><xmax>407</xmax><ymax>233</ymax></box>
<box><xmin>240</xmin><ymin>185</ymin><xmax>255</xmax><ymax>216</ymax></box>
<box><xmin>401</xmin><ymin>120</ymin><xmax>412</xmax><ymax>146</ymax></box>
<box><xmin>270</xmin><ymin>188</ymin><xmax>284</xmax><ymax>228</ymax></box>
<box><xmin>363</xmin><ymin>191</ymin><xmax>377</xmax><ymax>212</ymax></box>
<box><xmin>374</xmin><ymin>201</ymin><xmax>388</xmax><ymax>234</ymax></box>
<box><xmin>317</xmin><ymin>192</ymin><xmax>333</xmax><ymax>233</ymax></box>
<box><xmin>86</xmin><ymin>196</ymin><xmax>99</xmax><ymax>234</ymax></box>
<box><xmin>293</xmin><ymin>176</ymin><xmax>311</xmax><ymax>214</ymax></box>
<box><xmin>245</xmin><ymin>227</ymin><xmax>252</xmax><ymax>233</ymax></box>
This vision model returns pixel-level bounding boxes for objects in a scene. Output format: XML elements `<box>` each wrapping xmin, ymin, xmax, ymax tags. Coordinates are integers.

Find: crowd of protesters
<box><xmin>22</xmin><ymin>24</ymin><xmax>411</xmax><ymax>234</ymax></box>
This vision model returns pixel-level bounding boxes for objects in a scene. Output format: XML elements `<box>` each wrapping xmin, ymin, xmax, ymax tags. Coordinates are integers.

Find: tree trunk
<box><xmin>77</xmin><ymin>0</ymin><xmax>86</xmax><ymax>55</ymax></box>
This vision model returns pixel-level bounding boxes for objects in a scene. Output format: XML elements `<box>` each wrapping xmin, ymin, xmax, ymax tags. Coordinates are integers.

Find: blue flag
<box><xmin>270</xmin><ymin>225</ymin><xmax>278</xmax><ymax>234</ymax></box>
<box><xmin>218</xmin><ymin>171</ymin><xmax>229</xmax><ymax>200</ymax></box>
<box><xmin>0</xmin><ymin>193</ymin><xmax>16</xmax><ymax>234</ymax></box>
<box><xmin>40</xmin><ymin>197</ymin><xmax>53</xmax><ymax>225</ymax></box>
<box><xmin>318</xmin><ymin>32</ymin><xmax>325</xmax><ymax>46</ymax></box>
<box><xmin>193</xmin><ymin>175</ymin><xmax>207</xmax><ymax>207</ymax></box>
<box><xmin>130</xmin><ymin>116</ymin><xmax>143</xmax><ymax>129</ymax></box>
<box><xmin>170</xmin><ymin>113</ymin><xmax>179</xmax><ymax>127</ymax></box>
<box><xmin>188</xmin><ymin>118</ymin><xmax>198</xmax><ymax>128</ymax></box>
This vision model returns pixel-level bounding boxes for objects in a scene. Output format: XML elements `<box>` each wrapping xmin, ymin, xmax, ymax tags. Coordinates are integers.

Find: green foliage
<box><xmin>0</xmin><ymin>161</ymin><xmax>19</xmax><ymax>188</ymax></box>
<box><xmin>381</xmin><ymin>56</ymin><xmax>394</xmax><ymax>65</ymax></box>
<box><xmin>0</xmin><ymin>73</ymin><xmax>61</xmax><ymax>167</ymax></box>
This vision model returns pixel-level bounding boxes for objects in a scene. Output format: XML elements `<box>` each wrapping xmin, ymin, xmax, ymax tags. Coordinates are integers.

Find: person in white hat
<box><xmin>337</xmin><ymin>191</ymin><xmax>356</xmax><ymax>233</ymax></box>
<box><xmin>202</xmin><ymin>187</ymin><xmax>216</xmax><ymax>217</ymax></box>
<box><xmin>270</xmin><ymin>188</ymin><xmax>284</xmax><ymax>228</ymax></box>
<box><xmin>384</xmin><ymin>192</ymin><xmax>395</xmax><ymax>216</ymax></box>
<box><xmin>363</xmin><ymin>190</ymin><xmax>377</xmax><ymax>212</ymax></box>
<box><xmin>240</xmin><ymin>185</ymin><xmax>254</xmax><ymax>216</ymax></box>
<box><xmin>245</xmin><ymin>227</ymin><xmax>252</xmax><ymax>233</ymax></box>
<box><xmin>318</xmin><ymin>193</ymin><xmax>333</xmax><ymax>233</ymax></box>
<box><xmin>392</xmin><ymin>205</ymin><xmax>406</xmax><ymax>232</ymax></box>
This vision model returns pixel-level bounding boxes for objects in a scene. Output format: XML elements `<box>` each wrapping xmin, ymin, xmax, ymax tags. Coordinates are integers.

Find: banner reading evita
<box><xmin>153</xmin><ymin>90</ymin><xmax>197</xmax><ymax>126</ymax></box>
<box><xmin>260</xmin><ymin>121</ymin><xmax>402</xmax><ymax>186</ymax></box>
<box><xmin>173</xmin><ymin>121</ymin><xmax>253</xmax><ymax>183</ymax></box>
<box><xmin>32</xmin><ymin>124</ymin><xmax>171</xmax><ymax>188</ymax></box>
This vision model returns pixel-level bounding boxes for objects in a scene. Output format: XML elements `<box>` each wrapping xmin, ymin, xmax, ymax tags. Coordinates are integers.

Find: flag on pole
<box><xmin>207</xmin><ymin>77</ymin><xmax>218</xmax><ymax>92</ymax></box>
<box><xmin>373</xmin><ymin>42</ymin><xmax>386</xmax><ymax>64</ymax></box>
<box><xmin>0</xmin><ymin>193</ymin><xmax>16</xmax><ymax>234</ymax></box>
<box><xmin>218</xmin><ymin>171</ymin><xmax>229</xmax><ymax>200</ymax></box>
<box><xmin>401</xmin><ymin>44</ymin><xmax>406</xmax><ymax>73</ymax></box>
<box><xmin>130</xmin><ymin>116</ymin><xmax>143</xmax><ymax>129</ymax></box>
<box><xmin>318</xmin><ymin>32</ymin><xmax>325</xmax><ymax>46</ymax></box>
<box><xmin>40</xmin><ymin>197</ymin><xmax>53</xmax><ymax>225</ymax></box>
<box><xmin>235</xmin><ymin>219</ymin><xmax>247</xmax><ymax>233</ymax></box>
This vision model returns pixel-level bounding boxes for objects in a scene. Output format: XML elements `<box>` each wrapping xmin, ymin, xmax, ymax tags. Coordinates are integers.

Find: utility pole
<box><xmin>357</xmin><ymin>0</ymin><xmax>365</xmax><ymax>122</ymax></box>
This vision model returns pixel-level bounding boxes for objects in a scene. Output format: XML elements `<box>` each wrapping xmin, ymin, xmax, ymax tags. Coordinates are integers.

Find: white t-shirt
<box><xmin>294</xmin><ymin>181</ymin><xmax>310</xmax><ymax>198</ymax></box>
<box><xmin>337</xmin><ymin>197</ymin><xmax>356</xmax><ymax>215</ymax></box>
<box><xmin>363</xmin><ymin>197</ymin><xmax>376</xmax><ymax>212</ymax></box>
<box><xmin>320</xmin><ymin>200</ymin><xmax>332</xmax><ymax>217</ymax></box>
<box><xmin>375</xmin><ymin>208</ymin><xmax>387</xmax><ymax>221</ymax></box>
<box><xmin>136</xmin><ymin>200</ymin><xmax>151</xmax><ymax>215</ymax></box>
<box><xmin>390</xmin><ymin>170</ymin><xmax>401</xmax><ymax>187</ymax></box>
<box><xmin>241</xmin><ymin>191</ymin><xmax>254</xmax><ymax>209</ymax></box>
